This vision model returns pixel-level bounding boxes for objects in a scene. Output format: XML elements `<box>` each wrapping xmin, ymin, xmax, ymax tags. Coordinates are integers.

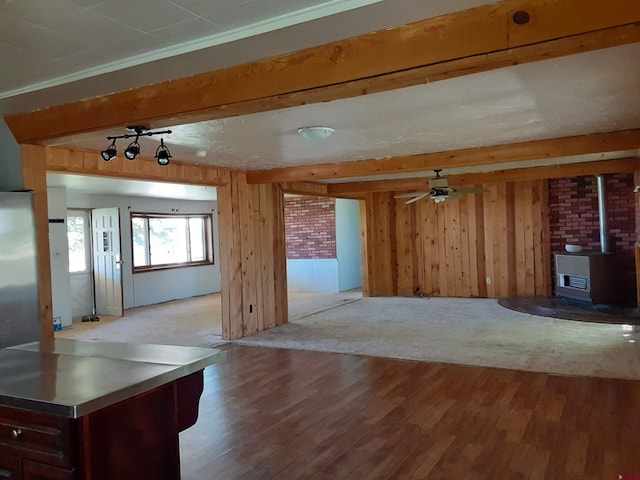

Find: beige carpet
<box><xmin>57</xmin><ymin>292</ymin><xmax>640</xmax><ymax>380</ymax></box>
<box><xmin>236</xmin><ymin>296</ymin><xmax>640</xmax><ymax>380</ymax></box>
<box><xmin>57</xmin><ymin>294</ymin><xmax>225</xmax><ymax>347</ymax></box>
<box><xmin>56</xmin><ymin>290</ymin><xmax>362</xmax><ymax>348</ymax></box>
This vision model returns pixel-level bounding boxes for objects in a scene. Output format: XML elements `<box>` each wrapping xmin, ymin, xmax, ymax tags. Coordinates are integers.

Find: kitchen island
<box><xmin>0</xmin><ymin>339</ymin><xmax>226</xmax><ymax>480</ymax></box>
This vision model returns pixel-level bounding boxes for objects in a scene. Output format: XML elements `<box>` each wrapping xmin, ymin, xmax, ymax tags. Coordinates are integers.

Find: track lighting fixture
<box><xmin>101</xmin><ymin>126</ymin><xmax>172</xmax><ymax>165</ymax></box>
<box><xmin>155</xmin><ymin>138</ymin><xmax>172</xmax><ymax>166</ymax></box>
<box><xmin>100</xmin><ymin>140</ymin><xmax>117</xmax><ymax>161</ymax></box>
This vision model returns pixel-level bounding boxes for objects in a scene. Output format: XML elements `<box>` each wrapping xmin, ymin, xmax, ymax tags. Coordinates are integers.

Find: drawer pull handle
<box><xmin>10</xmin><ymin>428</ymin><xmax>22</xmax><ymax>439</ymax></box>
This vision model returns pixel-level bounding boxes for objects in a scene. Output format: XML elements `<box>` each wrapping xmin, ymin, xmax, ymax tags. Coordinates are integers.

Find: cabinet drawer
<box><xmin>23</xmin><ymin>461</ymin><xmax>75</xmax><ymax>480</ymax></box>
<box><xmin>0</xmin><ymin>408</ymin><xmax>74</xmax><ymax>469</ymax></box>
<box><xmin>0</xmin><ymin>452</ymin><xmax>22</xmax><ymax>480</ymax></box>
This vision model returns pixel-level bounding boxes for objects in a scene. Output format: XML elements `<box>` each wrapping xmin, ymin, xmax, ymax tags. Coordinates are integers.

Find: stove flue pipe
<box><xmin>596</xmin><ymin>174</ymin><xmax>609</xmax><ymax>253</ymax></box>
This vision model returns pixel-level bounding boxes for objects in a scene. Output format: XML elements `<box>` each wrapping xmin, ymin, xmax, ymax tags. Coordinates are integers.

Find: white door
<box><xmin>92</xmin><ymin>208</ymin><xmax>123</xmax><ymax>317</ymax></box>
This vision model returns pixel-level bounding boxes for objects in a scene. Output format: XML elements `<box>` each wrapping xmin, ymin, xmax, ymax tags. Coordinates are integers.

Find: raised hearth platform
<box><xmin>499</xmin><ymin>295</ymin><xmax>640</xmax><ymax>325</ymax></box>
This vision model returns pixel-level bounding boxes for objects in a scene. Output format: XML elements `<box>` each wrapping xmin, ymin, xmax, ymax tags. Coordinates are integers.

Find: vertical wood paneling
<box><xmin>395</xmin><ymin>196</ymin><xmax>415</xmax><ymax>296</ymax></box>
<box><xmin>522</xmin><ymin>182</ymin><xmax>536</xmax><ymax>293</ymax></box>
<box><xmin>483</xmin><ymin>183</ymin><xmax>498</xmax><ymax>298</ymax></box>
<box><xmin>458</xmin><ymin>195</ymin><xmax>472</xmax><ymax>298</ymax></box>
<box><xmin>436</xmin><ymin>203</ymin><xmax>449</xmax><ymax>296</ymax></box>
<box><xmin>257</xmin><ymin>185</ymin><xmax>271</xmax><ymax>331</ymax></box>
<box><xmin>474</xmin><ymin>193</ymin><xmax>488</xmax><ymax>297</ymax></box>
<box><xmin>218</xmin><ymin>173</ymin><xmax>287</xmax><ymax>339</ymax></box>
<box><xmin>363</xmin><ymin>179</ymin><xmax>550</xmax><ymax>299</ymax></box>
<box><xmin>363</xmin><ymin>193</ymin><xmax>396</xmax><ymax>296</ymax></box>
<box><xmin>359</xmin><ymin>198</ymin><xmax>371</xmax><ymax>297</ymax></box>
<box><xmin>272</xmin><ymin>184</ymin><xmax>288</xmax><ymax>327</ymax></box>
<box><xmin>21</xmin><ymin>145</ymin><xmax>54</xmax><ymax>339</ymax></box>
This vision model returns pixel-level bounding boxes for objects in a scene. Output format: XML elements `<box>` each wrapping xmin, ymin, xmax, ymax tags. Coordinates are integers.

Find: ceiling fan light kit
<box><xmin>101</xmin><ymin>126</ymin><xmax>173</xmax><ymax>166</ymax></box>
<box><xmin>394</xmin><ymin>169</ymin><xmax>489</xmax><ymax>204</ymax></box>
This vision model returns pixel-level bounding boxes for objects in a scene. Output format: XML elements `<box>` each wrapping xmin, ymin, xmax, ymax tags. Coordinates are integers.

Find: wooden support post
<box><xmin>217</xmin><ymin>172</ymin><xmax>288</xmax><ymax>339</ymax></box>
<box><xmin>21</xmin><ymin>145</ymin><xmax>54</xmax><ymax>339</ymax></box>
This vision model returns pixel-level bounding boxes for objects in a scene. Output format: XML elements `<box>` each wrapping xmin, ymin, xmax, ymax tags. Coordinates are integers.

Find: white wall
<box><xmin>287</xmin><ymin>259</ymin><xmax>339</xmax><ymax>293</ymax></box>
<box><xmin>0</xmin><ymin>119</ymin><xmax>23</xmax><ymax>192</ymax></box>
<box><xmin>336</xmin><ymin>199</ymin><xmax>362</xmax><ymax>292</ymax></box>
<box><xmin>65</xmin><ymin>191</ymin><xmax>221</xmax><ymax>310</ymax></box>
<box><xmin>47</xmin><ymin>187</ymin><xmax>73</xmax><ymax>327</ymax></box>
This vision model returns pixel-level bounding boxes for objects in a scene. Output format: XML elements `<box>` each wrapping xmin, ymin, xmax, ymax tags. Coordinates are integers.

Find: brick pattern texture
<box><xmin>285</xmin><ymin>197</ymin><xmax>336</xmax><ymax>259</ymax></box>
<box><xmin>548</xmin><ymin>173</ymin><xmax>636</xmax><ymax>306</ymax></box>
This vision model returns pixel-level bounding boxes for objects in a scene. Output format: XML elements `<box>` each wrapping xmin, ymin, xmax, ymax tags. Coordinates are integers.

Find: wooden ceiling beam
<box><xmin>248</xmin><ymin>129</ymin><xmax>640</xmax><ymax>184</ymax></box>
<box><xmin>281</xmin><ymin>182</ymin><xmax>330</xmax><ymax>197</ymax></box>
<box><xmin>6</xmin><ymin>0</ymin><xmax>640</xmax><ymax>144</ymax></box>
<box><xmin>328</xmin><ymin>157</ymin><xmax>640</xmax><ymax>195</ymax></box>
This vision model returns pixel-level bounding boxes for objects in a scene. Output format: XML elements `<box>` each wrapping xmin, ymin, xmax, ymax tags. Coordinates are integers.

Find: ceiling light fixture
<box><xmin>297</xmin><ymin>126</ymin><xmax>335</xmax><ymax>140</ymax></box>
<box><xmin>101</xmin><ymin>126</ymin><xmax>173</xmax><ymax>165</ymax></box>
<box><xmin>100</xmin><ymin>139</ymin><xmax>117</xmax><ymax>162</ymax></box>
<box><xmin>155</xmin><ymin>138</ymin><xmax>172</xmax><ymax>166</ymax></box>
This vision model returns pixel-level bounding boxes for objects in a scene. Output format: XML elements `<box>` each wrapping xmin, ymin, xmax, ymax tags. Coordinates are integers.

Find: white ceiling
<box><xmin>49</xmin><ymin>43</ymin><xmax>640</xmax><ymax>173</ymax></box>
<box><xmin>0</xmin><ymin>0</ymin><xmax>385</xmax><ymax>99</ymax></box>
<box><xmin>3</xmin><ymin>0</ymin><xmax>640</xmax><ymax>198</ymax></box>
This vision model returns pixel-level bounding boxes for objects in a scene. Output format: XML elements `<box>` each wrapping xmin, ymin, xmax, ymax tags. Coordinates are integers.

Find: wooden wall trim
<box><xmin>44</xmin><ymin>147</ymin><xmax>230</xmax><ymax>186</ymax></box>
<box><xmin>329</xmin><ymin>157</ymin><xmax>640</xmax><ymax>195</ymax></box>
<box><xmin>21</xmin><ymin>145</ymin><xmax>54</xmax><ymax>339</ymax></box>
<box><xmin>250</xmin><ymin>129</ymin><xmax>640</xmax><ymax>185</ymax></box>
<box><xmin>6</xmin><ymin>0</ymin><xmax>640</xmax><ymax>144</ymax></box>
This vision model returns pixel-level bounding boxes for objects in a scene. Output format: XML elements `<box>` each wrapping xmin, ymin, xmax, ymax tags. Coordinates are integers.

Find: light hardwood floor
<box><xmin>179</xmin><ymin>344</ymin><xmax>640</xmax><ymax>480</ymax></box>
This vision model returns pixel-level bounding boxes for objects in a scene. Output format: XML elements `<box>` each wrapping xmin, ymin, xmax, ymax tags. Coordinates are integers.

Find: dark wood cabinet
<box><xmin>0</xmin><ymin>452</ymin><xmax>22</xmax><ymax>479</ymax></box>
<box><xmin>0</xmin><ymin>407</ymin><xmax>75</xmax><ymax>480</ymax></box>
<box><xmin>0</xmin><ymin>371</ymin><xmax>203</xmax><ymax>480</ymax></box>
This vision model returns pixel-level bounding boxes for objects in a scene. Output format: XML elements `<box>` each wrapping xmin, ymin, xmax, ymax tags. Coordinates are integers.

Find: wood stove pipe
<box><xmin>596</xmin><ymin>174</ymin><xmax>609</xmax><ymax>253</ymax></box>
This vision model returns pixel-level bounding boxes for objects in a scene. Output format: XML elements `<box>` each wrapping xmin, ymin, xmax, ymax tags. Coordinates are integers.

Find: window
<box><xmin>131</xmin><ymin>212</ymin><xmax>214</xmax><ymax>272</ymax></box>
<box><xmin>67</xmin><ymin>210</ymin><xmax>91</xmax><ymax>273</ymax></box>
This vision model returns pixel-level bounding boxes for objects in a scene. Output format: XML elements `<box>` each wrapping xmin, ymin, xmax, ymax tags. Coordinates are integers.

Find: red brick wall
<box><xmin>548</xmin><ymin>173</ymin><xmax>636</xmax><ymax>306</ymax></box>
<box><xmin>285</xmin><ymin>197</ymin><xmax>336</xmax><ymax>259</ymax></box>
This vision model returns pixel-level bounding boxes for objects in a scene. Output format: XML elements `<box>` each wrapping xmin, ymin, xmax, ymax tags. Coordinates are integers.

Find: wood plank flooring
<box><xmin>180</xmin><ymin>344</ymin><xmax>640</xmax><ymax>479</ymax></box>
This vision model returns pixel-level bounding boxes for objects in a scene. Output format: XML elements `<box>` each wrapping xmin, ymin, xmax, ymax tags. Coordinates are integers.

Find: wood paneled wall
<box><xmin>361</xmin><ymin>180</ymin><xmax>551</xmax><ymax>299</ymax></box>
<box><xmin>217</xmin><ymin>172</ymin><xmax>288</xmax><ymax>339</ymax></box>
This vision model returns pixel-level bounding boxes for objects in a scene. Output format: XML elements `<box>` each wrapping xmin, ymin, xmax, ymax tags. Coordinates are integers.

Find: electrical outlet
<box><xmin>486</xmin><ymin>277</ymin><xmax>492</xmax><ymax>285</ymax></box>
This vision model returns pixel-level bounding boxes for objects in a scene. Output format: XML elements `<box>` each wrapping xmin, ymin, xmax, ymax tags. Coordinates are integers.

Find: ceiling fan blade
<box><xmin>453</xmin><ymin>186</ymin><xmax>489</xmax><ymax>194</ymax></box>
<box><xmin>405</xmin><ymin>192</ymin><xmax>430</xmax><ymax>204</ymax></box>
<box><xmin>447</xmin><ymin>191</ymin><xmax>464</xmax><ymax>200</ymax></box>
<box><xmin>394</xmin><ymin>191</ymin><xmax>429</xmax><ymax>199</ymax></box>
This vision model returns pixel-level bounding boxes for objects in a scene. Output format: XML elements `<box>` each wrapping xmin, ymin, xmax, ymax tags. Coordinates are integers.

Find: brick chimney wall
<box><xmin>548</xmin><ymin>173</ymin><xmax>636</xmax><ymax>306</ymax></box>
<box><xmin>285</xmin><ymin>197</ymin><xmax>336</xmax><ymax>259</ymax></box>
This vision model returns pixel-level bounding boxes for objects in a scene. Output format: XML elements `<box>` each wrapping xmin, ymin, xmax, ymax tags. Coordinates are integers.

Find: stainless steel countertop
<box><xmin>0</xmin><ymin>339</ymin><xmax>226</xmax><ymax>418</ymax></box>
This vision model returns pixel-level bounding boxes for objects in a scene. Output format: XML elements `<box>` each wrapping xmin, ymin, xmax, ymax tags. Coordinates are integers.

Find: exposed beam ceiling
<box><xmin>4</xmin><ymin>0</ymin><xmax>640</xmax><ymax>191</ymax></box>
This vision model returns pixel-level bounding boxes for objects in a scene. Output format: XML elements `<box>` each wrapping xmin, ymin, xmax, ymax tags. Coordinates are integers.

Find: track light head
<box><xmin>124</xmin><ymin>140</ymin><xmax>140</xmax><ymax>160</ymax></box>
<box><xmin>100</xmin><ymin>140</ymin><xmax>117</xmax><ymax>162</ymax></box>
<box><xmin>155</xmin><ymin>138</ymin><xmax>172</xmax><ymax>166</ymax></box>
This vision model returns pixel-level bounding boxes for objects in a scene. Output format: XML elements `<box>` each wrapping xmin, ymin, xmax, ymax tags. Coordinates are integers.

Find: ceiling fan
<box><xmin>394</xmin><ymin>170</ymin><xmax>488</xmax><ymax>204</ymax></box>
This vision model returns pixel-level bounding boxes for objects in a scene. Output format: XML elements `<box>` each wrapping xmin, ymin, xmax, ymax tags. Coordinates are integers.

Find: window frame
<box><xmin>130</xmin><ymin>211</ymin><xmax>215</xmax><ymax>274</ymax></box>
<box><xmin>67</xmin><ymin>209</ymin><xmax>92</xmax><ymax>275</ymax></box>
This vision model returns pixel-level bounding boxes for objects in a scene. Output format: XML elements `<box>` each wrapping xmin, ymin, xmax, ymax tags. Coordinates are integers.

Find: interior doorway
<box><xmin>283</xmin><ymin>195</ymin><xmax>363</xmax><ymax>320</ymax></box>
<box><xmin>48</xmin><ymin>173</ymin><xmax>223</xmax><ymax>345</ymax></box>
